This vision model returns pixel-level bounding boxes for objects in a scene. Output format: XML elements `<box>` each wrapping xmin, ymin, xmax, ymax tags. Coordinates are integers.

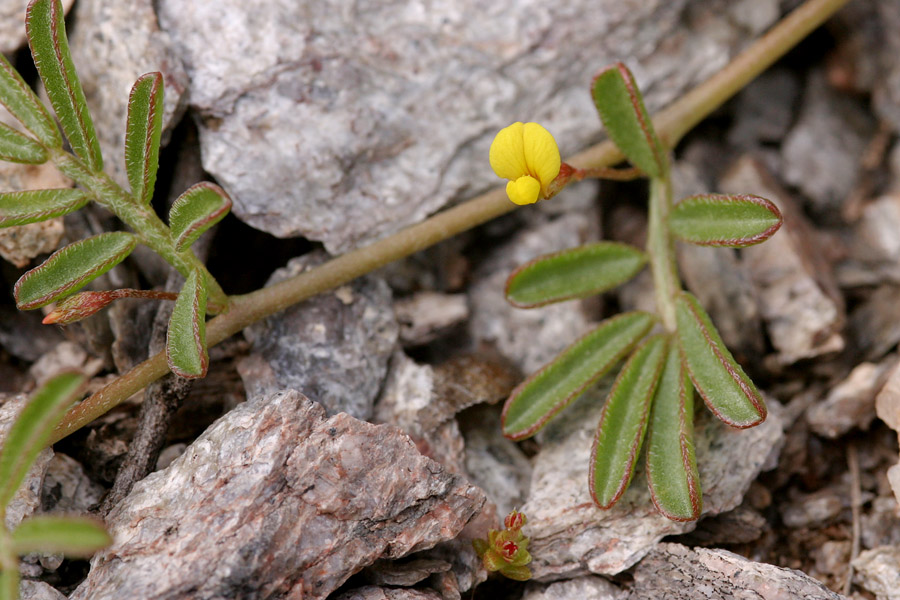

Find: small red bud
<box><xmin>504</xmin><ymin>510</ymin><xmax>526</xmax><ymax>530</ymax></box>
<box><xmin>501</xmin><ymin>541</ymin><xmax>518</xmax><ymax>561</ymax></box>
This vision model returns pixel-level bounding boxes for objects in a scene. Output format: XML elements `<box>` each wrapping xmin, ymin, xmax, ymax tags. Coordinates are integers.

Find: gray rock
<box><xmin>721</xmin><ymin>156</ymin><xmax>845</xmax><ymax>366</ymax></box>
<box><xmin>0</xmin><ymin>395</ymin><xmax>53</xmax><ymax>531</ymax></box>
<box><xmin>41</xmin><ymin>453</ymin><xmax>105</xmax><ymax>514</ymax></box>
<box><xmin>522</xmin><ymin>576</ymin><xmax>625</xmax><ymax>600</ymax></box>
<box><xmin>522</xmin><ymin>386</ymin><xmax>784</xmax><ymax>579</ymax></box>
<box><xmin>852</xmin><ymin>545</ymin><xmax>900</xmax><ymax>600</ymax></box>
<box><xmin>849</xmin><ymin>286</ymin><xmax>900</xmax><ymax>362</ymax></box>
<box><xmin>837</xmin><ymin>192</ymin><xmax>900</xmax><ymax>287</ymax></box>
<box><xmin>780</xmin><ymin>489</ymin><xmax>844</xmax><ymax>529</ymax></box>
<box><xmin>67</xmin><ymin>0</ymin><xmax>188</xmax><ymax>189</ymax></box>
<box><xmin>157</xmin><ymin>0</ymin><xmax>776</xmax><ymax>253</ymax></box>
<box><xmin>728</xmin><ymin>68</ymin><xmax>800</xmax><ymax>147</ymax></box>
<box><xmin>334</xmin><ymin>587</ymin><xmax>442</xmax><ymax>600</ymax></box>
<box><xmin>806</xmin><ymin>356</ymin><xmax>898</xmax><ymax>438</ymax></box>
<box><xmin>395</xmin><ymin>292</ymin><xmax>468</xmax><ymax>347</ymax></box>
<box><xmin>18</xmin><ymin>581</ymin><xmax>66</xmax><ymax>600</ymax></box>
<box><xmin>0</xmin><ymin>0</ymin><xmax>73</xmax><ymax>54</ymax></box>
<box><xmin>241</xmin><ymin>252</ymin><xmax>397</xmax><ymax>420</ymax></box>
<box><xmin>781</xmin><ymin>71</ymin><xmax>874</xmax><ymax>216</ymax></box>
<box><xmin>70</xmin><ymin>390</ymin><xmax>484</xmax><ymax>600</ymax></box>
<box><xmin>630</xmin><ymin>543</ymin><xmax>847</xmax><ymax>599</ymax></box>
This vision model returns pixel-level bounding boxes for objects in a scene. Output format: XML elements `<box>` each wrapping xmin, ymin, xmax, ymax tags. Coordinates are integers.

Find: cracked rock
<box><xmin>158</xmin><ymin>0</ymin><xmax>775</xmax><ymax>253</ymax></box>
<box><xmin>241</xmin><ymin>252</ymin><xmax>398</xmax><ymax>420</ymax></box>
<box><xmin>852</xmin><ymin>545</ymin><xmax>900</xmax><ymax>600</ymax></box>
<box><xmin>70</xmin><ymin>389</ymin><xmax>484</xmax><ymax>600</ymax></box>
<box><xmin>630</xmin><ymin>543</ymin><xmax>847</xmax><ymax>599</ymax></box>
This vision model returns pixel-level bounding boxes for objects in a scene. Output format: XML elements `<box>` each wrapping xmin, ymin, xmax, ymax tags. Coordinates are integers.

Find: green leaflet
<box><xmin>0</xmin><ymin>372</ymin><xmax>84</xmax><ymax>509</ymax></box>
<box><xmin>0</xmin><ymin>188</ymin><xmax>89</xmax><ymax>227</ymax></box>
<box><xmin>0</xmin><ymin>53</ymin><xmax>59</xmax><ymax>147</ymax></box>
<box><xmin>675</xmin><ymin>291</ymin><xmax>766</xmax><ymax>428</ymax></box>
<box><xmin>670</xmin><ymin>194</ymin><xmax>782</xmax><ymax>247</ymax></box>
<box><xmin>14</xmin><ymin>232</ymin><xmax>136</xmax><ymax>310</ymax></box>
<box><xmin>590</xmin><ymin>334</ymin><xmax>667</xmax><ymax>509</ymax></box>
<box><xmin>591</xmin><ymin>63</ymin><xmax>667</xmax><ymax>178</ymax></box>
<box><xmin>26</xmin><ymin>0</ymin><xmax>102</xmax><ymax>171</ymax></box>
<box><xmin>502</xmin><ymin>311</ymin><xmax>655</xmax><ymax>440</ymax></box>
<box><xmin>646</xmin><ymin>341</ymin><xmax>702</xmax><ymax>521</ymax></box>
<box><xmin>125</xmin><ymin>72</ymin><xmax>164</xmax><ymax>206</ymax></box>
<box><xmin>505</xmin><ymin>242</ymin><xmax>647</xmax><ymax>308</ymax></box>
<box><xmin>12</xmin><ymin>516</ymin><xmax>110</xmax><ymax>557</ymax></box>
<box><xmin>0</xmin><ymin>122</ymin><xmax>47</xmax><ymax>164</ymax></box>
<box><xmin>168</xmin><ymin>182</ymin><xmax>232</xmax><ymax>251</ymax></box>
<box><xmin>166</xmin><ymin>269</ymin><xmax>209</xmax><ymax>378</ymax></box>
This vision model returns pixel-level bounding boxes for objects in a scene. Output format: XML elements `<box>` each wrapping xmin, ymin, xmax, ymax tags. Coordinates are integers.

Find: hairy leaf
<box><xmin>166</xmin><ymin>269</ymin><xmax>208</xmax><ymax>378</ymax></box>
<box><xmin>0</xmin><ymin>53</ymin><xmax>59</xmax><ymax>147</ymax></box>
<box><xmin>14</xmin><ymin>232</ymin><xmax>136</xmax><ymax>310</ymax></box>
<box><xmin>502</xmin><ymin>311</ymin><xmax>656</xmax><ymax>440</ymax></box>
<box><xmin>670</xmin><ymin>194</ymin><xmax>782</xmax><ymax>247</ymax></box>
<box><xmin>591</xmin><ymin>63</ymin><xmax>667</xmax><ymax>178</ymax></box>
<box><xmin>0</xmin><ymin>372</ymin><xmax>84</xmax><ymax>509</ymax></box>
<box><xmin>125</xmin><ymin>72</ymin><xmax>164</xmax><ymax>206</ymax></box>
<box><xmin>0</xmin><ymin>122</ymin><xmax>47</xmax><ymax>164</ymax></box>
<box><xmin>646</xmin><ymin>341</ymin><xmax>702</xmax><ymax>521</ymax></box>
<box><xmin>0</xmin><ymin>188</ymin><xmax>89</xmax><ymax>228</ymax></box>
<box><xmin>675</xmin><ymin>291</ymin><xmax>766</xmax><ymax>428</ymax></box>
<box><xmin>505</xmin><ymin>242</ymin><xmax>647</xmax><ymax>308</ymax></box>
<box><xmin>12</xmin><ymin>516</ymin><xmax>110</xmax><ymax>557</ymax></box>
<box><xmin>26</xmin><ymin>0</ymin><xmax>102</xmax><ymax>171</ymax></box>
<box><xmin>168</xmin><ymin>182</ymin><xmax>232</xmax><ymax>251</ymax></box>
<box><xmin>590</xmin><ymin>334</ymin><xmax>667</xmax><ymax>509</ymax></box>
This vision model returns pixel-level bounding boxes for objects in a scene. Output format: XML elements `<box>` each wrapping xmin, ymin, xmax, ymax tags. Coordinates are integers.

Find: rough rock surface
<box><xmin>71</xmin><ymin>390</ymin><xmax>484</xmax><ymax>600</ymax></box>
<box><xmin>241</xmin><ymin>252</ymin><xmax>397</xmax><ymax>420</ymax></box>
<box><xmin>721</xmin><ymin>156</ymin><xmax>845</xmax><ymax>366</ymax></box>
<box><xmin>0</xmin><ymin>0</ymin><xmax>74</xmax><ymax>53</ymax></box>
<box><xmin>853</xmin><ymin>545</ymin><xmax>900</xmax><ymax>600</ymax></box>
<box><xmin>17</xmin><ymin>581</ymin><xmax>67</xmax><ymax>600</ymax></box>
<box><xmin>522</xmin><ymin>386</ymin><xmax>784</xmax><ymax>579</ymax></box>
<box><xmin>0</xmin><ymin>395</ymin><xmax>53</xmax><ymax>531</ymax></box>
<box><xmin>68</xmin><ymin>0</ymin><xmax>188</xmax><ymax>189</ymax></box>
<box><xmin>522</xmin><ymin>576</ymin><xmax>625</xmax><ymax>600</ymax></box>
<box><xmin>630</xmin><ymin>543</ymin><xmax>846</xmax><ymax>599</ymax></box>
<box><xmin>157</xmin><ymin>0</ymin><xmax>777</xmax><ymax>253</ymax></box>
<box><xmin>334</xmin><ymin>587</ymin><xmax>442</xmax><ymax>600</ymax></box>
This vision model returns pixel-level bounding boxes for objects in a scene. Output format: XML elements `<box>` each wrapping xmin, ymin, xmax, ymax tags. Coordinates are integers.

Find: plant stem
<box><xmin>647</xmin><ymin>177</ymin><xmax>679</xmax><ymax>331</ymax></box>
<box><xmin>49</xmin><ymin>0</ymin><xmax>852</xmax><ymax>444</ymax></box>
<box><xmin>51</xmin><ymin>150</ymin><xmax>229</xmax><ymax>308</ymax></box>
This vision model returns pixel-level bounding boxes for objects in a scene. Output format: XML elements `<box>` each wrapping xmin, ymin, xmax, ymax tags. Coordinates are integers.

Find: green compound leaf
<box><xmin>591</xmin><ymin>63</ymin><xmax>667</xmax><ymax>179</ymax></box>
<box><xmin>0</xmin><ymin>122</ymin><xmax>47</xmax><ymax>164</ymax></box>
<box><xmin>590</xmin><ymin>334</ymin><xmax>667</xmax><ymax>509</ymax></box>
<box><xmin>166</xmin><ymin>268</ymin><xmax>208</xmax><ymax>378</ymax></box>
<box><xmin>12</xmin><ymin>516</ymin><xmax>111</xmax><ymax>557</ymax></box>
<box><xmin>14</xmin><ymin>231</ymin><xmax>136</xmax><ymax>310</ymax></box>
<box><xmin>0</xmin><ymin>188</ymin><xmax>89</xmax><ymax>228</ymax></box>
<box><xmin>670</xmin><ymin>194</ymin><xmax>783</xmax><ymax>248</ymax></box>
<box><xmin>0</xmin><ymin>568</ymin><xmax>18</xmax><ymax>600</ymax></box>
<box><xmin>502</xmin><ymin>311</ymin><xmax>656</xmax><ymax>440</ymax></box>
<box><xmin>675</xmin><ymin>291</ymin><xmax>766</xmax><ymax>428</ymax></box>
<box><xmin>0</xmin><ymin>372</ymin><xmax>85</xmax><ymax>509</ymax></box>
<box><xmin>505</xmin><ymin>242</ymin><xmax>647</xmax><ymax>308</ymax></box>
<box><xmin>168</xmin><ymin>182</ymin><xmax>232</xmax><ymax>252</ymax></box>
<box><xmin>0</xmin><ymin>53</ymin><xmax>60</xmax><ymax>148</ymax></box>
<box><xmin>26</xmin><ymin>0</ymin><xmax>103</xmax><ymax>171</ymax></box>
<box><xmin>125</xmin><ymin>72</ymin><xmax>164</xmax><ymax>206</ymax></box>
<box><xmin>646</xmin><ymin>341</ymin><xmax>702</xmax><ymax>521</ymax></box>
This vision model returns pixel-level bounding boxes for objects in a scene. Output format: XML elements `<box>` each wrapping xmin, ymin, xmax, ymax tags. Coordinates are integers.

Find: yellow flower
<box><xmin>490</xmin><ymin>122</ymin><xmax>561</xmax><ymax>205</ymax></box>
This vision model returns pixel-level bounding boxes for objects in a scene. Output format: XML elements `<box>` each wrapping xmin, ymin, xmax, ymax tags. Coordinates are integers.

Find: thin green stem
<box><xmin>49</xmin><ymin>0</ymin><xmax>852</xmax><ymax>444</ymax></box>
<box><xmin>50</xmin><ymin>149</ymin><xmax>229</xmax><ymax>307</ymax></box>
<box><xmin>647</xmin><ymin>177</ymin><xmax>679</xmax><ymax>331</ymax></box>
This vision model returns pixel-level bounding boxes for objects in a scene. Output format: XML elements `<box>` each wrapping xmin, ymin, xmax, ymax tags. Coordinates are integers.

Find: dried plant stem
<box><xmin>50</xmin><ymin>0</ymin><xmax>852</xmax><ymax>444</ymax></box>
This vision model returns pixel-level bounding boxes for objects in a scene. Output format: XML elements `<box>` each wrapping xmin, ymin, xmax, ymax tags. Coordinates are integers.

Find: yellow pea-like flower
<box><xmin>490</xmin><ymin>122</ymin><xmax>561</xmax><ymax>205</ymax></box>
